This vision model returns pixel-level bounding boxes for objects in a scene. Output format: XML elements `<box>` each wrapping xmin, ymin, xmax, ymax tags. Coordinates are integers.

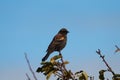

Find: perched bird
<box><xmin>42</xmin><ymin>28</ymin><xmax>69</xmax><ymax>61</ymax></box>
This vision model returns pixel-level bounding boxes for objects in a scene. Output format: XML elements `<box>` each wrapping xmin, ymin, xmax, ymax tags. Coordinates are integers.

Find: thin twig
<box><xmin>96</xmin><ymin>49</ymin><xmax>115</xmax><ymax>76</ymax></box>
<box><xmin>26</xmin><ymin>73</ymin><xmax>31</xmax><ymax>80</ymax></box>
<box><xmin>25</xmin><ymin>53</ymin><xmax>37</xmax><ymax>80</ymax></box>
<box><xmin>55</xmin><ymin>72</ymin><xmax>63</xmax><ymax>78</ymax></box>
<box><xmin>59</xmin><ymin>52</ymin><xmax>75</xmax><ymax>80</ymax></box>
<box><xmin>89</xmin><ymin>76</ymin><xmax>94</xmax><ymax>80</ymax></box>
<box><xmin>59</xmin><ymin>52</ymin><xmax>68</xmax><ymax>73</ymax></box>
<box><xmin>115</xmin><ymin>45</ymin><xmax>120</xmax><ymax>53</ymax></box>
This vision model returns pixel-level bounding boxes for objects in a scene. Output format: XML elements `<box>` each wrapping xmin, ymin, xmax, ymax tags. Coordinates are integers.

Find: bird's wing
<box><xmin>46</xmin><ymin>34</ymin><xmax>64</xmax><ymax>52</ymax></box>
<box><xmin>54</xmin><ymin>34</ymin><xmax>65</xmax><ymax>42</ymax></box>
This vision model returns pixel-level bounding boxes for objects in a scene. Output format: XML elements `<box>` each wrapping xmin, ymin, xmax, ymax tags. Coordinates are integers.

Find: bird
<box><xmin>42</xmin><ymin>28</ymin><xmax>69</xmax><ymax>61</ymax></box>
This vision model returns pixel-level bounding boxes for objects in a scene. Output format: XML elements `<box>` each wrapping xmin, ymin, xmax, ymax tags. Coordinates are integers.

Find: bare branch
<box><xmin>55</xmin><ymin>72</ymin><xmax>63</xmax><ymax>79</ymax></box>
<box><xmin>26</xmin><ymin>73</ymin><xmax>31</xmax><ymax>80</ymax></box>
<box><xmin>25</xmin><ymin>53</ymin><xmax>38</xmax><ymax>80</ymax></box>
<box><xmin>96</xmin><ymin>49</ymin><xmax>115</xmax><ymax>76</ymax></box>
<box><xmin>115</xmin><ymin>45</ymin><xmax>120</xmax><ymax>53</ymax></box>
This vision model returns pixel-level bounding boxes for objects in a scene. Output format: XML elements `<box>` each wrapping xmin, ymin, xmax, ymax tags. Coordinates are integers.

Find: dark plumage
<box><xmin>42</xmin><ymin>28</ymin><xmax>69</xmax><ymax>61</ymax></box>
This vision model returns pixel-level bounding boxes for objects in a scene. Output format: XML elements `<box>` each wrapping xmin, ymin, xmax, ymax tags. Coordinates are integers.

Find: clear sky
<box><xmin>0</xmin><ymin>0</ymin><xmax>120</xmax><ymax>80</ymax></box>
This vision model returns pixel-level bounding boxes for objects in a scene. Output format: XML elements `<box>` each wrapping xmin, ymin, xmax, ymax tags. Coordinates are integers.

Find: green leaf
<box><xmin>50</xmin><ymin>55</ymin><xmax>62</xmax><ymax>63</ymax></box>
<box><xmin>75</xmin><ymin>70</ymin><xmax>88</xmax><ymax>80</ymax></box>
<box><xmin>36</xmin><ymin>67</ymin><xmax>42</xmax><ymax>73</ymax></box>
<box><xmin>99</xmin><ymin>70</ymin><xmax>107</xmax><ymax>80</ymax></box>
<box><xmin>46</xmin><ymin>68</ymin><xmax>58</xmax><ymax>80</ymax></box>
<box><xmin>46</xmin><ymin>71</ymin><xmax>53</xmax><ymax>80</ymax></box>
<box><xmin>36</xmin><ymin>62</ymin><xmax>54</xmax><ymax>73</ymax></box>
<box><xmin>63</xmin><ymin>61</ymin><xmax>69</xmax><ymax>65</ymax></box>
<box><xmin>113</xmin><ymin>74</ymin><xmax>120</xmax><ymax>80</ymax></box>
<box><xmin>44</xmin><ymin>67</ymin><xmax>55</xmax><ymax>75</ymax></box>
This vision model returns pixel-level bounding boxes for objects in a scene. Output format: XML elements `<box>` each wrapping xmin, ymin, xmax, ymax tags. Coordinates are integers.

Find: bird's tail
<box><xmin>42</xmin><ymin>52</ymin><xmax>50</xmax><ymax>61</ymax></box>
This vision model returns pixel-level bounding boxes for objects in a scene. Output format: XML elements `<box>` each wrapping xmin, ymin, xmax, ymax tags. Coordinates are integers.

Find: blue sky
<box><xmin>0</xmin><ymin>0</ymin><xmax>120</xmax><ymax>80</ymax></box>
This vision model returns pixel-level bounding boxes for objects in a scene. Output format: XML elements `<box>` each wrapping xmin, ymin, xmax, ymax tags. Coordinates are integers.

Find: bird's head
<box><xmin>58</xmin><ymin>28</ymin><xmax>69</xmax><ymax>35</ymax></box>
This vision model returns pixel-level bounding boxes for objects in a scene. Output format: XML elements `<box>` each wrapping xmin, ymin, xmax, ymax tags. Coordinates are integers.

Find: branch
<box><xmin>26</xmin><ymin>73</ymin><xmax>31</xmax><ymax>80</ymax></box>
<box><xmin>96</xmin><ymin>49</ymin><xmax>115</xmax><ymax>76</ymax></box>
<box><xmin>59</xmin><ymin>52</ymin><xmax>75</xmax><ymax>80</ymax></box>
<box><xmin>115</xmin><ymin>45</ymin><xmax>120</xmax><ymax>53</ymax></box>
<box><xmin>25</xmin><ymin>53</ymin><xmax>38</xmax><ymax>80</ymax></box>
<box><xmin>89</xmin><ymin>76</ymin><xmax>94</xmax><ymax>80</ymax></box>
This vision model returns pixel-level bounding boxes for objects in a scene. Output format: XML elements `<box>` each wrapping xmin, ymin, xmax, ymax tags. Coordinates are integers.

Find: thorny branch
<box><xmin>25</xmin><ymin>53</ymin><xmax>38</xmax><ymax>80</ymax></box>
<box><xmin>96</xmin><ymin>49</ymin><xmax>115</xmax><ymax>76</ymax></box>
